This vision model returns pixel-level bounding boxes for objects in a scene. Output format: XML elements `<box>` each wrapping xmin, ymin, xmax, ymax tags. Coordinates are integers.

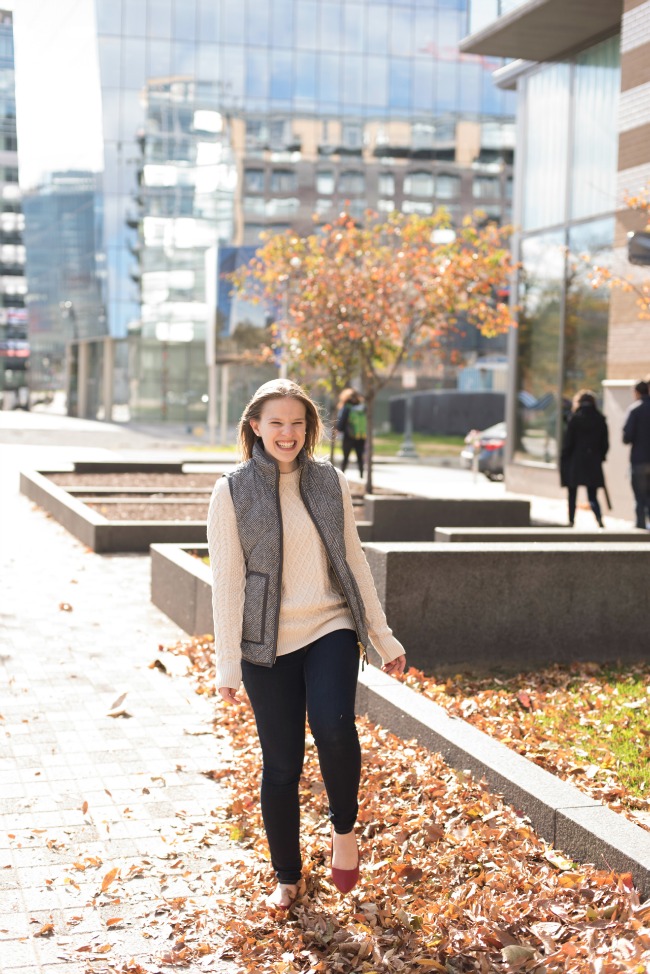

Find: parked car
<box><xmin>461</xmin><ymin>421</ymin><xmax>507</xmax><ymax>480</ymax></box>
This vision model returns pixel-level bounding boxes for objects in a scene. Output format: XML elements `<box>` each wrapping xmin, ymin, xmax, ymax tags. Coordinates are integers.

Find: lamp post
<box><xmin>397</xmin><ymin>364</ymin><xmax>419</xmax><ymax>459</ymax></box>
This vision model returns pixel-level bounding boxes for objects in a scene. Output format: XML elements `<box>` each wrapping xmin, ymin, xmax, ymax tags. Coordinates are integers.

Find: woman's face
<box><xmin>250</xmin><ymin>396</ymin><xmax>307</xmax><ymax>472</ymax></box>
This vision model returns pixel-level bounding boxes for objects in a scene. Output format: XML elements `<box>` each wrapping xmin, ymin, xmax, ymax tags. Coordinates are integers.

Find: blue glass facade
<box><xmin>91</xmin><ymin>0</ymin><xmax>515</xmax><ymax>420</ymax></box>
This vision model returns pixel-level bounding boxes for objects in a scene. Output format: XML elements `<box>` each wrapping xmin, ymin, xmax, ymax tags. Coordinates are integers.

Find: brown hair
<box><xmin>237</xmin><ymin>379</ymin><xmax>324</xmax><ymax>460</ymax></box>
<box><xmin>572</xmin><ymin>388</ymin><xmax>596</xmax><ymax>412</ymax></box>
<box><xmin>337</xmin><ymin>386</ymin><xmax>362</xmax><ymax>409</ymax></box>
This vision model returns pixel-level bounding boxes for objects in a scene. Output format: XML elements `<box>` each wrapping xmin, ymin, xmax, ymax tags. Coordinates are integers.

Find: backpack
<box><xmin>346</xmin><ymin>404</ymin><xmax>367</xmax><ymax>439</ymax></box>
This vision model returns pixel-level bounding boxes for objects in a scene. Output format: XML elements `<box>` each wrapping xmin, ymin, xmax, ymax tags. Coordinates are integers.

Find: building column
<box><xmin>103</xmin><ymin>337</ymin><xmax>114</xmax><ymax>422</ymax></box>
<box><xmin>78</xmin><ymin>342</ymin><xmax>90</xmax><ymax>418</ymax></box>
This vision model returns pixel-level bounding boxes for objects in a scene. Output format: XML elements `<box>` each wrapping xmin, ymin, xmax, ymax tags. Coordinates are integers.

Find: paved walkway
<box><xmin>0</xmin><ymin>409</ymin><xmax>636</xmax><ymax>972</ymax></box>
<box><xmin>0</xmin><ymin>431</ymin><xmax>245</xmax><ymax>973</ymax></box>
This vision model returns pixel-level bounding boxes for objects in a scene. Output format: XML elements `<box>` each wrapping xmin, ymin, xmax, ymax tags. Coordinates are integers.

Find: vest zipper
<box><xmin>299</xmin><ymin>470</ymin><xmax>368</xmax><ymax>669</ymax></box>
<box><xmin>272</xmin><ymin>462</ymin><xmax>283</xmax><ymax>665</ymax></box>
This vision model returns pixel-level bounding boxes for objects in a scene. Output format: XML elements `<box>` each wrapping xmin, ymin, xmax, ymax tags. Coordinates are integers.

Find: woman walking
<box><xmin>207</xmin><ymin>379</ymin><xmax>406</xmax><ymax>911</ymax></box>
<box><xmin>560</xmin><ymin>389</ymin><xmax>609</xmax><ymax>528</ymax></box>
<box><xmin>336</xmin><ymin>387</ymin><xmax>367</xmax><ymax>478</ymax></box>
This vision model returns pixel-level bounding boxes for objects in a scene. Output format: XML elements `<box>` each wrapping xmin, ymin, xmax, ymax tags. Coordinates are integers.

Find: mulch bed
<box><xmin>46</xmin><ymin>472</ymin><xmax>380</xmax><ymax>522</ymax></box>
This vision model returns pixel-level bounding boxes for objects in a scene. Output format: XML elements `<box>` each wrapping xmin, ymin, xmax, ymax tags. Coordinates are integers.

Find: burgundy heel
<box><xmin>330</xmin><ymin>835</ymin><xmax>360</xmax><ymax>894</ymax></box>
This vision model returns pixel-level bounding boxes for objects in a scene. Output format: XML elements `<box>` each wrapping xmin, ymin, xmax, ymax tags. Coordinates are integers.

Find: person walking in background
<box><xmin>207</xmin><ymin>379</ymin><xmax>406</xmax><ymax>912</ymax></box>
<box><xmin>336</xmin><ymin>387</ymin><xmax>367</xmax><ymax>477</ymax></box>
<box><xmin>623</xmin><ymin>379</ymin><xmax>650</xmax><ymax>529</ymax></box>
<box><xmin>560</xmin><ymin>389</ymin><xmax>609</xmax><ymax>528</ymax></box>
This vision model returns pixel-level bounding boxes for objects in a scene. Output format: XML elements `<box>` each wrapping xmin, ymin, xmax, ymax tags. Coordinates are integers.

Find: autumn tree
<box><xmin>231</xmin><ymin>208</ymin><xmax>516</xmax><ymax>492</ymax></box>
<box><xmin>589</xmin><ymin>184</ymin><xmax>650</xmax><ymax>319</ymax></box>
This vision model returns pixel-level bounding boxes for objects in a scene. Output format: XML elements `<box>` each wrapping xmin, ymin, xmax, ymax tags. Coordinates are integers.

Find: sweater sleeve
<box><xmin>336</xmin><ymin>469</ymin><xmax>406</xmax><ymax>665</ymax></box>
<box><xmin>206</xmin><ymin>475</ymin><xmax>246</xmax><ymax>690</ymax></box>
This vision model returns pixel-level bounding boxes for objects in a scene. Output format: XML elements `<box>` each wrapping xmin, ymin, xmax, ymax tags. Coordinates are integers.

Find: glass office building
<box><xmin>90</xmin><ymin>0</ymin><xmax>516</xmax><ymax>421</ymax></box>
<box><xmin>0</xmin><ymin>10</ymin><xmax>27</xmax><ymax>408</ymax></box>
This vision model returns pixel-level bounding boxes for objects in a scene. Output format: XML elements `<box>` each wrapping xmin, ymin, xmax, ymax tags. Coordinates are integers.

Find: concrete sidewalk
<box><xmin>0</xmin><ymin>439</ymin><xmax>244</xmax><ymax>973</ymax></box>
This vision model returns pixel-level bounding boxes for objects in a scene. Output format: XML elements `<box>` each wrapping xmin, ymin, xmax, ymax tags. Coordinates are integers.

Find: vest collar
<box><xmin>252</xmin><ymin>440</ymin><xmax>308</xmax><ymax>483</ymax></box>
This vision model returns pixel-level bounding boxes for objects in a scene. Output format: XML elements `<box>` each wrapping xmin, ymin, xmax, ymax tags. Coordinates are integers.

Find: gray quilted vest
<box><xmin>226</xmin><ymin>441</ymin><xmax>369</xmax><ymax>667</ymax></box>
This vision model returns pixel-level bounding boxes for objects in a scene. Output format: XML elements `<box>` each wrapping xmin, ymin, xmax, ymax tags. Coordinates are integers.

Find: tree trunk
<box><xmin>364</xmin><ymin>394</ymin><xmax>375</xmax><ymax>495</ymax></box>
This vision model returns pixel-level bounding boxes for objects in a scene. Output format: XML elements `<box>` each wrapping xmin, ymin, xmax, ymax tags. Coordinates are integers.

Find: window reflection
<box><xmin>365</xmin><ymin>57</ymin><xmax>388</xmax><ymax>109</ymax></box>
<box><xmin>271</xmin><ymin>169</ymin><xmax>297</xmax><ymax>193</ymax></box>
<box><xmin>245</xmin><ymin>169</ymin><xmax>265</xmax><ymax>193</ymax></box>
<box><xmin>391</xmin><ymin>8</ymin><xmax>413</xmax><ymax>57</ymax></box>
<box><xmin>515</xmin><ymin>232</ymin><xmax>565</xmax><ymax>464</ymax></box>
<box><xmin>320</xmin><ymin>3</ymin><xmax>341</xmax><ymax>49</ymax></box>
<box><xmin>246</xmin><ymin>0</ymin><xmax>270</xmax><ymax>45</ymax></box>
<box><xmin>147</xmin><ymin>0</ymin><xmax>173</xmax><ymax>39</ymax></box>
<box><xmin>378</xmin><ymin>173</ymin><xmax>395</xmax><ymax>195</ymax></box>
<box><xmin>222</xmin><ymin>0</ymin><xmax>245</xmax><ymax>44</ymax></box>
<box><xmin>342</xmin><ymin>4</ymin><xmax>364</xmax><ymax>54</ymax></box>
<box><xmin>272</xmin><ymin>0</ymin><xmax>294</xmax><ymax>47</ymax></box>
<box><xmin>319</xmin><ymin>53</ymin><xmax>340</xmax><ymax>106</ymax></box>
<box><xmin>295</xmin><ymin>52</ymin><xmax>317</xmax><ymax>107</ymax></box>
<box><xmin>96</xmin><ymin>2</ymin><xmax>121</xmax><ymax>35</ymax></box>
<box><xmin>404</xmin><ymin>171</ymin><xmax>433</xmax><ymax>197</ymax></box>
<box><xmin>389</xmin><ymin>59</ymin><xmax>411</xmax><ymax>110</ymax></box>
<box><xmin>562</xmin><ymin>219</ymin><xmax>613</xmax><ymax>404</ymax></box>
<box><xmin>316</xmin><ymin>170</ymin><xmax>335</xmax><ymax>194</ymax></box>
<box><xmin>296</xmin><ymin>1</ymin><xmax>317</xmax><ymax>49</ymax></box>
<box><xmin>367</xmin><ymin>4</ymin><xmax>389</xmax><ymax>54</ymax></box>
<box><xmin>523</xmin><ymin>63</ymin><xmax>570</xmax><ymax>230</ymax></box>
<box><xmin>271</xmin><ymin>50</ymin><xmax>293</xmax><ymax>101</ymax></box>
<box><xmin>339</xmin><ymin>171</ymin><xmax>364</xmax><ymax>194</ymax></box>
<box><xmin>342</xmin><ymin>57</ymin><xmax>363</xmax><ymax>107</ymax></box>
<box><xmin>473</xmin><ymin>175</ymin><xmax>500</xmax><ymax>199</ymax></box>
<box><xmin>437</xmin><ymin>173</ymin><xmax>460</xmax><ymax>199</ymax></box>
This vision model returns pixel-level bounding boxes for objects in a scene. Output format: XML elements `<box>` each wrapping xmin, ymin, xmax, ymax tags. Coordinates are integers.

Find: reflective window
<box><xmin>222</xmin><ymin>0</ymin><xmax>245</xmax><ymax>44</ymax></box>
<box><xmin>342</xmin><ymin>57</ymin><xmax>363</xmax><ymax>107</ymax></box>
<box><xmin>98</xmin><ymin>37</ymin><xmax>121</xmax><ymax>88</ymax></box>
<box><xmin>272</xmin><ymin>0</ymin><xmax>294</xmax><ymax>47</ymax></box>
<box><xmin>172</xmin><ymin>42</ymin><xmax>197</xmax><ymax>76</ymax></box>
<box><xmin>243</xmin><ymin>196</ymin><xmax>266</xmax><ymax>214</ymax></box>
<box><xmin>246</xmin><ymin>49</ymin><xmax>269</xmax><ymax>99</ymax></box>
<box><xmin>414</xmin><ymin>8</ymin><xmax>435</xmax><ymax>54</ymax></box>
<box><xmin>390</xmin><ymin>7</ymin><xmax>413</xmax><ymax>57</ymax></box>
<box><xmin>437</xmin><ymin>173</ymin><xmax>460</xmax><ymax>199</ymax></box>
<box><xmin>122</xmin><ymin>38</ymin><xmax>147</xmax><ymax>89</ymax></box>
<box><xmin>222</xmin><ymin>47</ymin><xmax>245</xmax><ymax>103</ymax></box>
<box><xmin>562</xmin><ymin>218</ymin><xmax>613</xmax><ymax>403</ymax></box>
<box><xmin>365</xmin><ymin>57</ymin><xmax>388</xmax><ymax>109</ymax></box>
<box><xmin>319</xmin><ymin>53</ymin><xmax>340</xmax><ymax>106</ymax></box>
<box><xmin>515</xmin><ymin>232</ymin><xmax>565</xmax><ymax>464</ymax></box>
<box><xmin>244</xmin><ymin>169</ymin><xmax>265</xmax><ymax>192</ymax></box>
<box><xmin>296</xmin><ymin>1</ymin><xmax>317</xmax><ymax>49</ymax></box>
<box><xmin>389</xmin><ymin>59</ymin><xmax>411</xmax><ymax>111</ymax></box>
<box><xmin>348</xmin><ymin>199</ymin><xmax>367</xmax><ymax>219</ymax></box>
<box><xmin>403</xmin><ymin>200</ymin><xmax>433</xmax><ymax>215</ymax></box>
<box><xmin>148</xmin><ymin>40</ymin><xmax>171</xmax><ymax>78</ymax></box>
<box><xmin>295</xmin><ymin>52</ymin><xmax>317</xmax><ymax>107</ymax></box>
<box><xmin>413</xmin><ymin>60</ymin><xmax>435</xmax><ymax>113</ymax></box>
<box><xmin>378</xmin><ymin>172</ymin><xmax>394</xmax><ymax>195</ymax></box>
<box><xmin>342</xmin><ymin>123</ymin><xmax>363</xmax><ymax>149</ymax></box>
<box><xmin>96</xmin><ymin>2</ymin><xmax>121</xmax><ymax>34</ymax></box>
<box><xmin>270</xmin><ymin>169</ymin><xmax>297</xmax><ymax>192</ymax></box>
<box><xmin>367</xmin><ymin>4</ymin><xmax>389</xmax><ymax>54</ymax></box>
<box><xmin>570</xmin><ymin>36</ymin><xmax>620</xmax><ymax>221</ymax></box>
<box><xmin>339</xmin><ymin>171</ymin><xmax>364</xmax><ymax>194</ymax></box>
<box><xmin>246</xmin><ymin>0</ymin><xmax>270</xmax><ymax>45</ymax></box>
<box><xmin>174</xmin><ymin>0</ymin><xmax>197</xmax><ymax>40</ymax></box>
<box><xmin>147</xmin><ymin>0</ymin><xmax>172</xmax><ymax>39</ymax></box>
<box><xmin>522</xmin><ymin>63</ymin><xmax>570</xmax><ymax>230</ymax></box>
<box><xmin>198</xmin><ymin>0</ymin><xmax>219</xmax><ymax>43</ymax></box>
<box><xmin>320</xmin><ymin>3</ymin><xmax>341</xmax><ymax>49</ymax></box>
<box><xmin>473</xmin><ymin>175</ymin><xmax>500</xmax><ymax>198</ymax></box>
<box><xmin>342</xmin><ymin>4</ymin><xmax>364</xmax><ymax>54</ymax></box>
<box><xmin>378</xmin><ymin>199</ymin><xmax>395</xmax><ymax>213</ymax></box>
<box><xmin>271</xmin><ymin>50</ymin><xmax>293</xmax><ymax>101</ymax></box>
<box><xmin>404</xmin><ymin>171</ymin><xmax>433</xmax><ymax>197</ymax></box>
<box><xmin>316</xmin><ymin>170</ymin><xmax>334</xmax><ymax>194</ymax></box>
<box><xmin>124</xmin><ymin>3</ymin><xmax>147</xmax><ymax>36</ymax></box>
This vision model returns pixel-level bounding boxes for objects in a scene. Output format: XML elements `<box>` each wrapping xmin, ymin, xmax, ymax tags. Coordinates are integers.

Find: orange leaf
<box><xmin>101</xmin><ymin>867</ymin><xmax>119</xmax><ymax>892</ymax></box>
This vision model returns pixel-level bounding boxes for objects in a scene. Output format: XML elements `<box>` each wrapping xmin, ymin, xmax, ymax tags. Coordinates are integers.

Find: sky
<box><xmin>9</xmin><ymin>0</ymin><xmax>104</xmax><ymax>189</ymax></box>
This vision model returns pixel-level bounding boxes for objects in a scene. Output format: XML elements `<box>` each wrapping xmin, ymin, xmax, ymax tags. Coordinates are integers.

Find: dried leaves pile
<box><xmin>166</xmin><ymin>636</ymin><xmax>650</xmax><ymax>974</ymax></box>
<box><xmin>402</xmin><ymin>663</ymin><xmax>650</xmax><ymax>831</ymax></box>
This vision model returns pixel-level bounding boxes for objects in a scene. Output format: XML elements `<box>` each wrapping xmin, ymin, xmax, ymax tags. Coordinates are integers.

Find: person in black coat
<box><xmin>560</xmin><ymin>390</ymin><xmax>609</xmax><ymax>528</ymax></box>
<box><xmin>622</xmin><ymin>379</ymin><xmax>650</xmax><ymax>529</ymax></box>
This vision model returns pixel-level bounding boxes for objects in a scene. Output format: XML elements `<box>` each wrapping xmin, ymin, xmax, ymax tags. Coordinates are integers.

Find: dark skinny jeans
<box><xmin>241</xmin><ymin>628</ymin><xmax>361</xmax><ymax>885</ymax></box>
<box><xmin>567</xmin><ymin>485</ymin><xmax>602</xmax><ymax>525</ymax></box>
<box><xmin>341</xmin><ymin>435</ymin><xmax>365</xmax><ymax>477</ymax></box>
<box><xmin>631</xmin><ymin>463</ymin><xmax>650</xmax><ymax>529</ymax></box>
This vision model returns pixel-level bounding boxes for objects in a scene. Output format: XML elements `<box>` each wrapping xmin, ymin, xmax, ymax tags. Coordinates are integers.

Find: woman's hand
<box><xmin>382</xmin><ymin>655</ymin><xmax>406</xmax><ymax>677</ymax></box>
<box><xmin>219</xmin><ymin>686</ymin><xmax>239</xmax><ymax>704</ymax></box>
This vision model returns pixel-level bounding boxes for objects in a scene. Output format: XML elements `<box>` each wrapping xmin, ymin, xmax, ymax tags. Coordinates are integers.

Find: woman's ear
<box><xmin>249</xmin><ymin>419</ymin><xmax>260</xmax><ymax>438</ymax></box>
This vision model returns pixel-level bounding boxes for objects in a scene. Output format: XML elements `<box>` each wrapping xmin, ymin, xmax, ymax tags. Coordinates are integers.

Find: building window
<box><xmin>342</xmin><ymin>123</ymin><xmax>363</xmax><ymax>150</ymax></box>
<box><xmin>403</xmin><ymin>200</ymin><xmax>433</xmax><ymax>215</ymax></box>
<box><xmin>378</xmin><ymin>199</ymin><xmax>395</xmax><ymax>213</ymax></box>
<box><xmin>339</xmin><ymin>170</ymin><xmax>364</xmax><ymax>194</ymax></box>
<box><xmin>316</xmin><ymin>170</ymin><xmax>335</xmax><ymax>194</ymax></box>
<box><xmin>412</xmin><ymin>123</ymin><xmax>435</xmax><ymax>151</ymax></box>
<box><xmin>378</xmin><ymin>172</ymin><xmax>394</xmax><ymax>196</ymax></box>
<box><xmin>243</xmin><ymin>196</ymin><xmax>266</xmax><ymax>214</ymax></box>
<box><xmin>473</xmin><ymin>176</ymin><xmax>500</xmax><ymax>199</ymax></box>
<box><xmin>436</xmin><ymin>173</ymin><xmax>460</xmax><ymax>199</ymax></box>
<box><xmin>270</xmin><ymin>169</ymin><xmax>297</xmax><ymax>192</ymax></box>
<box><xmin>404</xmin><ymin>171</ymin><xmax>434</xmax><ymax>198</ymax></box>
<box><xmin>244</xmin><ymin>169</ymin><xmax>265</xmax><ymax>193</ymax></box>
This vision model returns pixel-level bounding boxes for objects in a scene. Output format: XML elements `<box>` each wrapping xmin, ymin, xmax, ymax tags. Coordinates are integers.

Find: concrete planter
<box><xmin>148</xmin><ymin>539</ymin><xmax>650</xmax><ymax>897</ymax></box>
<box><xmin>20</xmin><ymin>467</ymin><xmax>211</xmax><ymax>553</ymax></box>
<box><xmin>435</xmin><ymin>526</ymin><xmax>650</xmax><ymax>543</ymax></box>
<box><xmin>363</xmin><ymin>495</ymin><xmax>530</xmax><ymax>541</ymax></box>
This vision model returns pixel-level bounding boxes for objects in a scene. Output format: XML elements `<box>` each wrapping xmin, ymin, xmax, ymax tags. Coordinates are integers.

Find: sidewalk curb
<box><xmin>357</xmin><ymin>667</ymin><xmax>650</xmax><ymax>898</ymax></box>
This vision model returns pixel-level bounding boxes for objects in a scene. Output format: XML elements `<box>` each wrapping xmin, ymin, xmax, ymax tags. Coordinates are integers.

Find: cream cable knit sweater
<box><xmin>207</xmin><ymin>466</ymin><xmax>405</xmax><ymax>689</ymax></box>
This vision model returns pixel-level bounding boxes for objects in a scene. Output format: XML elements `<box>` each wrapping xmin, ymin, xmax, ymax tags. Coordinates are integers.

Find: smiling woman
<box><xmin>207</xmin><ymin>377</ymin><xmax>406</xmax><ymax>910</ymax></box>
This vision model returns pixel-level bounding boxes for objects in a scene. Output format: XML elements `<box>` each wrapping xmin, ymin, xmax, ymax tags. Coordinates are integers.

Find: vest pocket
<box><xmin>242</xmin><ymin>571</ymin><xmax>269</xmax><ymax>645</ymax></box>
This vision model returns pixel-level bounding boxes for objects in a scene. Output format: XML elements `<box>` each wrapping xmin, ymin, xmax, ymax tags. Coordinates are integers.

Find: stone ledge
<box><xmin>357</xmin><ymin>666</ymin><xmax>650</xmax><ymax>898</ymax></box>
<box><xmin>435</xmin><ymin>527</ymin><xmax>650</xmax><ymax>543</ymax></box>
